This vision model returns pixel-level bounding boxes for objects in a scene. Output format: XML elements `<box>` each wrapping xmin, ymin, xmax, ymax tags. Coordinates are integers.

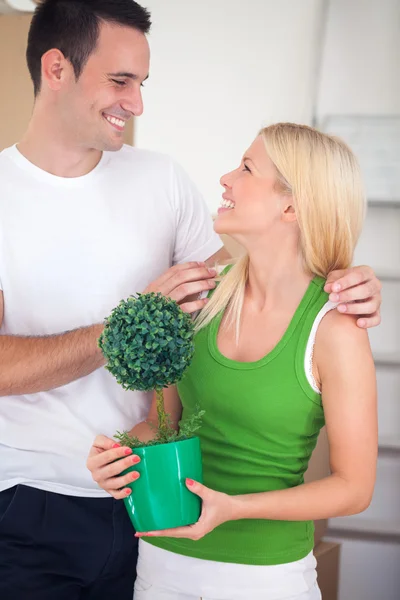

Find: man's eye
<box><xmin>112</xmin><ymin>79</ymin><xmax>126</xmax><ymax>87</ymax></box>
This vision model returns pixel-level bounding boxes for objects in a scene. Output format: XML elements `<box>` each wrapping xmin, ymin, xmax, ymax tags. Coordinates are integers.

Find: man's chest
<box><xmin>0</xmin><ymin>198</ymin><xmax>175</xmax><ymax>333</ymax></box>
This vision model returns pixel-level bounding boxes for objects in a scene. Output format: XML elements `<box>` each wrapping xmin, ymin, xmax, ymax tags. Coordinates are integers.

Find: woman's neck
<box><xmin>245</xmin><ymin>238</ymin><xmax>312</xmax><ymax>313</ymax></box>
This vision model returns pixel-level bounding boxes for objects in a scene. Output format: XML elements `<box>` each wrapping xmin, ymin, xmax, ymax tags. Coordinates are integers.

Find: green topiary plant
<box><xmin>99</xmin><ymin>292</ymin><xmax>203</xmax><ymax>449</ymax></box>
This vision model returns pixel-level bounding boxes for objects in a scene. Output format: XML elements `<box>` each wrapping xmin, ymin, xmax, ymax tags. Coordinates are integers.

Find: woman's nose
<box><xmin>220</xmin><ymin>172</ymin><xmax>232</xmax><ymax>189</ymax></box>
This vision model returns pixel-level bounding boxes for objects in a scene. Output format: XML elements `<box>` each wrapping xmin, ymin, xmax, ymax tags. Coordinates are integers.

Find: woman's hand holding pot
<box><xmin>87</xmin><ymin>435</ymin><xmax>141</xmax><ymax>500</ymax></box>
<box><xmin>136</xmin><ymin>478</ymin><xmax>234</xmax><ymax>540</ymax></box>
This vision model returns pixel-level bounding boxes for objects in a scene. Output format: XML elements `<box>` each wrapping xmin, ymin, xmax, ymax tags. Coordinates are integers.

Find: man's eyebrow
<box><xmin>108</xmin><ymin>72</ymin><xmax>149</xmax><ymax>81</ymax></box>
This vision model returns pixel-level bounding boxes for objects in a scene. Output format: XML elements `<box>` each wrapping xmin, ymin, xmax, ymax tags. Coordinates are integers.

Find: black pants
<box><xmin>0</xmin><ymin>485</ymin><xmax>138</xmax><ymax>600</ymax></box>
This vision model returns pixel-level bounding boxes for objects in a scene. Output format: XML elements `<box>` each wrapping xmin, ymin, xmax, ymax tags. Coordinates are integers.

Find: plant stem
<box><xmin>156</xmin><ymin>387</ymin><xmax>169</xmax><ymax>438</ymax></box>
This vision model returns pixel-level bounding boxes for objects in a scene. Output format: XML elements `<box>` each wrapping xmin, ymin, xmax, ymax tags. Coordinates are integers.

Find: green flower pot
<box><xmin>123</xmin><ymin>436</ymin><xmax>203</xmax><ymax>532</ymax></box>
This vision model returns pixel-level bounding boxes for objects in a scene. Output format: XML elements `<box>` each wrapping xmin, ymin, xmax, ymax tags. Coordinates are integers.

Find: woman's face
<box><xmin>215</xmin><ymin>135</ymin><xmax>292</xmax><ymax>240</ymax></box>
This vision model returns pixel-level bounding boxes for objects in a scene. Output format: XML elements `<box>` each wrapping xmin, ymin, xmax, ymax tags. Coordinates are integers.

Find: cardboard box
<box><xmin>217</xmin><ymin>232</ymin><xmax>331</xmax><ymax>545</ymax></box>
<box><xmin>315</xmin><ymin>541</ymin><xmax>341</xmax><ymax>600</ymax></box>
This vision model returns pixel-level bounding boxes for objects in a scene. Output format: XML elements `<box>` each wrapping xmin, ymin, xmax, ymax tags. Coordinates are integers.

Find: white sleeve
<box><xmin>170</xmin><ymin>161</ymin><xmax>223</xmax><ymax>265</ymax></box>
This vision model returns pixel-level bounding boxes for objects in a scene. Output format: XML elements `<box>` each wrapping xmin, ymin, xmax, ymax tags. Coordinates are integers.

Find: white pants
<box><xmin>134</xmin><ymin>585</ymin><xmax>321</xmax><ymax>600</ymax></box>
<box><xmin>134</xmin><ymin>581</ymin><xmax>321</xmax><ymax>600</ymax></box>
<box><xmin>133</xmin><ymin>541</ymin><xmax>322</xmax><ymax>600</ymax></box>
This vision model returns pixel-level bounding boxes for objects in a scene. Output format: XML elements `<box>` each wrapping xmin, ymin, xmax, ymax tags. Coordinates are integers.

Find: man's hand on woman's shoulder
<box><xmin>144</xmin><ymin>262</ymin><xmax>217</xmax><ymax>314</ymax></box>
<box><xmin>324</xmin><ymin>265</ymin><xmax>382</xmax><ymax>329</ymax></box>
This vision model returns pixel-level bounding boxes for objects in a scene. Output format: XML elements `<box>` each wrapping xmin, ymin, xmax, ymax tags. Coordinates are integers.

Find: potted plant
<box><xmin>98</xmin><ymin>292</ymin><xmax>203</xmax><ymax>533</ymax></box>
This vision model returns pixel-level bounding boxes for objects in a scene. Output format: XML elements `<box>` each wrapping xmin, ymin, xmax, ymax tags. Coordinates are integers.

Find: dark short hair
<box><xmin>27</xmin><ymin>0</ymin><xmax>151</xmax><ymax>96</ymax></box>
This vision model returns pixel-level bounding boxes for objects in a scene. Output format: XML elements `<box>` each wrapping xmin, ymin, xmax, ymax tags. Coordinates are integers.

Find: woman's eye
<box><xmin>243</xmin><ymin>164</ymin><xmax>251</xmax><ymax>172</ymax></box>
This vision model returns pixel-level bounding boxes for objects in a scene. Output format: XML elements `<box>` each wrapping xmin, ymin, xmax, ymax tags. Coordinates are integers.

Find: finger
<box><xmin>135</xmin><ymin>525</ymin><xmax>197</xmax><ymax>538</ymax></box>
<box><xmin>179</xmin><ymin>298</ymin><xmax>209</xmax><ymax>314</ymax></box>
<box><xmin>92</xmin><ymin>434</ymin><xmax>116</xmax><ymax>449</ymax></box>
<box><xmin>87</xmin><ymin>445</ymin><xmax>134</xmax><ymax>471</ymax></box>
<box><xmin>145</xmin><ymin>262</ymin><xmax>206</xmax><ymax>291</ymax></box>
<box><xmin>324</xmin><ymin>269</ymin><xmax>348</xmax><ymax>291</ymax></box>
<box><xmin>161</xmin><ymin>267</ymin><xmax>217</xmax><ymax>297</ymax></box>
<box><xmin>146</xmin><ymin>264</ymin><xmax>215</xmax><ymax>295</ymax></box>
<box><xmin>185</xmin><ymin>478</ymin><xmax>210</xmax><ymax>499</ymax></box>
<box><xmin>336</xmin><ymin>300</ymin><xmax>377</xmax><ymax>316</ymax></box>
<box><xmin>93</xmin><ymin>453</ymin><xmax>141</xmax><ymax>481</ymax></box>
<box><xmin>325</xmin><ymin>266</ymin><xmax>374</xmax><ymax>294</ymax></box>
<box><xmin>89</xmin><ymin>435</ymin><xmax>118</xmax><ymax>455</ymax></box>
<box><xmin>169</xmin><ymin>261</ymin><xmax>207</xmax><ymax>273</ymax></box>
<box><xmin>169</xmin><ymin>280</ymin><xmax>216</xmax><ymax>304</ymax></box>
<box><xmin>171</xmin><ymin>261</ymin><xmax>206</xmax><ymax>271</ymax></box>
<box><xmin>329</xmin><ymin>281</ymin><xmax>381</xmax><ymax>305</ymax></box>
<box><xmin>111</xmin><ymin>487</ymin><xmax>134</xmax><ymax>500</ymax></box>
<box><xmin>356</xmin><ymin>312</ymin><xmax>381</xmax><ymax>329</ymax></box>
<box><xmin>96</xmin><ymin>469</ymin><xmax>140</xmax><ymax>491</ymax></box>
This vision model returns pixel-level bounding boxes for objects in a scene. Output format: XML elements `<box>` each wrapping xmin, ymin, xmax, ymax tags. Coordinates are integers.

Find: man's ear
<box><xmin>281</xmin><ymin>197</ymin><xmax>297</xmax><ymax>223</ymax></box>
<box><xmin>41</xmin><ymin>49</ymin><xmax>73</xmax><ymax>92</ymax></box>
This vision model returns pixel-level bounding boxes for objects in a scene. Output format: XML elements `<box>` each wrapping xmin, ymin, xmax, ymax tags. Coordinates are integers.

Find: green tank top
<box><xmin>146</xmin><ymin>275</ymin><xmax>328</xmax><ymax>565</ymax></box>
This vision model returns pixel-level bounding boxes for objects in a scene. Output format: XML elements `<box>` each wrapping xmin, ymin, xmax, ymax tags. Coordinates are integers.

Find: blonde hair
<box><xmin>195</xmin><ymin>122</ymin><xmax>366</xmax><ymax>338</ymax></box>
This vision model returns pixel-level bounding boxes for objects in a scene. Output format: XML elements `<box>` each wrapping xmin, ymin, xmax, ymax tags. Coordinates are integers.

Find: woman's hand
<box><xmin>136</xmin><ymin>479</ymin><xmax>235</xmax><ymax>540</ymax></box>
<box><xmin>86</xmin><ymin>435</ymin><xmax>141</xmax><ymax>500</ymax></box>
<box><xmin>325</xmin><ymin>265</ymin><xmax>382</xmax><ymax>328</ymax></box>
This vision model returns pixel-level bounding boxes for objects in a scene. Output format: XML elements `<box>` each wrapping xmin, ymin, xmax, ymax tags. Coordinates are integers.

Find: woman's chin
<box><xmin>213</xmin><ymin>209</ymin><xmax>236</xmax><ymax>235</ymax></box>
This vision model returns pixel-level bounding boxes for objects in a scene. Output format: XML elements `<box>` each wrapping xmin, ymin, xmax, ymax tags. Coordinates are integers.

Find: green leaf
<box><xmin>100</xmin><ymin>293</ymin><xmax>195</xmax><ymax>406</ymax></box>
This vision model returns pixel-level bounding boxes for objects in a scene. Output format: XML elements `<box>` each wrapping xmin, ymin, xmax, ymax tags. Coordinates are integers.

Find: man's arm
<box><xmin>0</xmin><ymin>263</ymin><xmax>218</xmax><ymax>397</ymax></box>
<box><xmin>0</xmin><ymin>311</ymin><xmax>105</xmax><ymax>396</ymax></box>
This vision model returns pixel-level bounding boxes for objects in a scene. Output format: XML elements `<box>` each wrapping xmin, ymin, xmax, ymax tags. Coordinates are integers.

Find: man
<box><xmin>0</xmin><ymin>1</ymin><xmax>381</xmax><ymax>599</ymax></box>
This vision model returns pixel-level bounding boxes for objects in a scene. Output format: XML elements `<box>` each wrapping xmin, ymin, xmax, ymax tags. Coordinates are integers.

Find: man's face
<box><xmin>60</xmin><ymin>23</ymin><xmax>150</xmax><ymax>152</ymax></box>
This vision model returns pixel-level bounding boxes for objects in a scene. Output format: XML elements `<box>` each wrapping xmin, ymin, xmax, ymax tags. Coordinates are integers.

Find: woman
<box><xmin>88</xmin><ymin>123</ymin><xmax>377</xmax><ymax>600</ymax></box>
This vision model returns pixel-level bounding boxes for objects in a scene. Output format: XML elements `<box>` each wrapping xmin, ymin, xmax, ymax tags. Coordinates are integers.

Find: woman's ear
<box><xmin>281</xmin><ymin>198</ymin><xmax>298</xmax><ymax>223</ymax></box>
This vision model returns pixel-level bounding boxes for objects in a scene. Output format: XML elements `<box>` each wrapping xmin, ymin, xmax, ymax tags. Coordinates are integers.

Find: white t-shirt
<box><xmin>0</xmin><ymin>144</ymin><xmax>223</xmax><ymax>497</ymax></box>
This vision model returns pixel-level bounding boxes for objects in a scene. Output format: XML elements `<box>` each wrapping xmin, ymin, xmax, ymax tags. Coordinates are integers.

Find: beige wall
<box><xmin>0</xmin><ymin>14</ymin><xmax>133</xmax><ymax>150</ymax></box>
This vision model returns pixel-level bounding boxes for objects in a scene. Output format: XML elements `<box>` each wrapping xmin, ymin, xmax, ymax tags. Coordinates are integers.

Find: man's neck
<box><xmin>18</xmin><ymin>117</ymin><xmax>102</xmax><ymax>179</ymax></box>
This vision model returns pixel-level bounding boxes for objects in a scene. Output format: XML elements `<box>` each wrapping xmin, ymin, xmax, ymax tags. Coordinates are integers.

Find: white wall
<box><xmin>326</xmin><ymin>537</ymin><xmax>400</xmax><ymax>600</ymax></box>
<box><xmin>317</xmin><ymin>0</ymin><xmax>400</xmax><ymax>119</ymax></box>
<box><xmin>136</xmin><ymin>0</ymin><xmax>325</xmax><ymax>212</ymax></box>
<box><xmin>318</xmin><ymin>3</ymin><xmax>400</xmax><ymax>600</ymax></box>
